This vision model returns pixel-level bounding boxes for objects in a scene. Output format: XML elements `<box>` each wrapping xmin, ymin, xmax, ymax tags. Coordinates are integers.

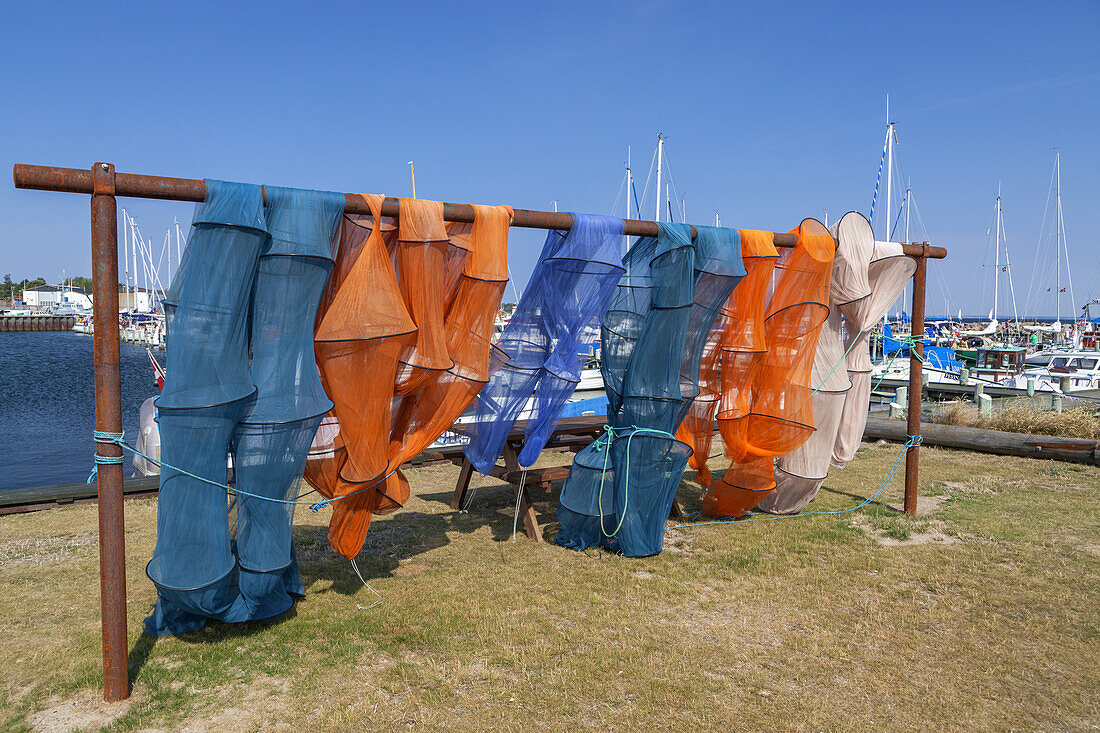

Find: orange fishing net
<box><xmin>687</xmin><ymin>219</ymin><xmax>834</xmax><ymax>518</ymax></box>
<box><xmin>676</xmin><ymin>229</ymin><xmax>779</xmax><ymax>485</ymax></box>
<box><xmin>306</xmin><ymin>196</ymin><xmax>510</xmax><ymax>556</ymax></box>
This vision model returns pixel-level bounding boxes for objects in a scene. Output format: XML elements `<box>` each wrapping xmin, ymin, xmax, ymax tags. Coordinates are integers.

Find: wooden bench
<box><xmin>443</xmin><ymin>415</ymin><xmax>683</xmax><ymax>542</ymax></box>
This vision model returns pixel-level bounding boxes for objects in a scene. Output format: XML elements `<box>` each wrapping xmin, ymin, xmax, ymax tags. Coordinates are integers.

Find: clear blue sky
<box><xmin>2</xmin><ymin>0</ymin><xmax>1097</xmax><ymax>316</ymax></box>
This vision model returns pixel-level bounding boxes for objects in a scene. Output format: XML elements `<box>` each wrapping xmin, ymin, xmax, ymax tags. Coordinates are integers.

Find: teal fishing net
<box><xmin>145</xmin><ymin>182</ymin><xmax>342</xmax><ymax>636</ymax></box>
<box><xmin>556</xmin><ymin>224</ymin><xmax>744</xmax><ymax>556</ymax></box>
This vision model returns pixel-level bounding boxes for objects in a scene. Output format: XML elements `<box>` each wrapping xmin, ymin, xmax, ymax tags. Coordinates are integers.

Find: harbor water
<box><xmin>0</xmin><ymin>331</ymin><xmax>157</xmax><ymax>491</ymax></box>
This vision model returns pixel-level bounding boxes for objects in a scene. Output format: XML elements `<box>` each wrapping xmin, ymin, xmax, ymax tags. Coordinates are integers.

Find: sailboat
<box><xmin>1023</xmin><ymin>152</ymin><xmax>1073</xmax><ymax>343</ymax></box>
<box><xmin>961</xmin><ymin>184</ymin><xmax>1020</xmax><ymax>340</ymax></box>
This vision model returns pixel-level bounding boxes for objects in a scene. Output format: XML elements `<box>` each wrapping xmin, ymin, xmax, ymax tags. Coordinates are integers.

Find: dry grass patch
<box><xmin>936</xmin><ymin>398</ymin><xmax>1100</xmax><ymax>438</ymax></box>
<box><xmin>0</xmin><ymin>440</ymin><xmax>1097</xmax><ymax>731</ymax></box>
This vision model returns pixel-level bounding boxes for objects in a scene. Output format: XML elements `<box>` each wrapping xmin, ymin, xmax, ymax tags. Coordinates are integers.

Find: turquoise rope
<box><xmin>87</xmin><ymin>430</ymin><xmax>127</xmax><ymax>484</ymax></box>
<box><xmin>682</xmin><ymin>435</ymin><xmax>922</xmax><ymax>528</ymax></box>
<box><xmin>810</xmin><ymin>336</ymin><xmax>861</xmax><ymax>395</ymax></box>
<box><xmin>870</xmin><ymin>334</ymin><xmax>928</xmax><ymax>393</ymax></box>
<box><xmin>596</xmin><ymin>424</ymin><xmax>678</xmax><ymax>539</ymax></box>
<box><xmin>88</xmin><ymin>430</ymin><xmax>398</xmax><ymax>513</ymax></box>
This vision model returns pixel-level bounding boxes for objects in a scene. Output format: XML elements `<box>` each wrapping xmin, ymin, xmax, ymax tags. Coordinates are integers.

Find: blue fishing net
<box><xmin>557</xmin><ymin>224</ymin><xmax>744</xmax><ymax>556</ymax></box>
<box><xmin>463</xmin><ymin>214</ymin><xmax>624</xmax><ymax>473</ymax></box>
<box><xmin>145</xmin><ymin>182</ymin><xmax>342</xmax><ymax>635</ymax></box>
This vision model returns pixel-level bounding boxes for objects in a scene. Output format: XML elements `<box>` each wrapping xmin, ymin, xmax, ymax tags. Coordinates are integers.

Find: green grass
<box><xmin>1</xmin><ymin>441</ymin><xmax>1098</xmax><ymax>731</ymax></box>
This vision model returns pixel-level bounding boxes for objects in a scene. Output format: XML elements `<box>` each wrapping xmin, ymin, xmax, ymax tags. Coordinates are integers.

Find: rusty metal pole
<box><xmin>91</xmin><ymin>162</ymin><xmax>129</xmax><ymax>701</ymax></box>
<box><xmin>904</xmin><ymin>244</ymin><xmax>929</xmax><ymax>516</ymax></box>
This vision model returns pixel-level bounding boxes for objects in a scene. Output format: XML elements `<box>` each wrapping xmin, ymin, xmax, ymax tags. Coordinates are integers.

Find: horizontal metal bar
<box><xmin>12</xmin><ymin>163</ymin><xmax>948</xmax><ymax>258</ymax></box>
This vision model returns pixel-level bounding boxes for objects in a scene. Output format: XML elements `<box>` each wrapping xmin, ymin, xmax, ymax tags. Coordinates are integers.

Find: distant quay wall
<box><xmin>0</xmin><ymin>314</ymin><xmax>77</xmax><ymax>332</ymax></box>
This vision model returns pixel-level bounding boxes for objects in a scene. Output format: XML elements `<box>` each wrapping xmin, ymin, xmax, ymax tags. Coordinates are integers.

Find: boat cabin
<box><xmin>1048</xmin><ymin>353</ymin><xmax>1099</xmax><ymax>371</ymax></box>
<box><xmin>972</xmin><ymin>346</ymin><xmax>1027</xmax><ymax>381</ymax></box>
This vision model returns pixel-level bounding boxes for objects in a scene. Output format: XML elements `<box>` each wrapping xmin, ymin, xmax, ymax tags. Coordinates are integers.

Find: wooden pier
<box><xmin>0</xmin><ymin>314</ymin><xmax>77</xmax><ymax>331</ymax></box>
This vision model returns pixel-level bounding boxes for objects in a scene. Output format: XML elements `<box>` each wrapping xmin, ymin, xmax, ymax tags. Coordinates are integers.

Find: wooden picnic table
<box><xmin>439</xmin><ymin>415</ymin><xmax>683</xmax><ymax>542</ymax></box>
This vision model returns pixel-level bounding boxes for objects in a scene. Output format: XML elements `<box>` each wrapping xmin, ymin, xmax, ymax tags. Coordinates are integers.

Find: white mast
<box><xmin>654</xmin><ymin>134</ymin><xmax>664</xmax><ymax>223</ymax></box>
<box><xmin>994</xmin><ymin>184</ymin><xmax>1001</xmax><ymax>323</ymax></box>
<box><xmin>625</xmin><ymin>146</ymin><xmax>632</xmax><ymax>222</ymax></box>
<box><xmin>130</xmin><ymin>215</ymin><xmax>140</xmax><ymax>312</ymax></box>
<box><xmin>122</xmin><ymin>207</ymin><xmax>131</xmax><ymax>313</ymax></box>
<box><xmin>174</xmin><ymin>218</ymin><xmax>183</xmax><ymax>264</ymax></box>
<box><xmin>165</xmin><ymin>227</ymin><xmax>172</xmax><ymax>287</ymax></box>
<box><xmin>885</xmin><ymin>95</ymin><xmax>894</xmax><ymax>242</ymax></box>
<box><xmin>1054</xmin><ymin>152</ymin><xmax>1074</xmax><ymax>330</ymax></box>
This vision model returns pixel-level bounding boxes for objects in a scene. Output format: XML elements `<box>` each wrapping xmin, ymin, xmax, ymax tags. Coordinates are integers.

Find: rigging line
<box><xmin>1000</xmin><ymin>207</ymin><xmax>1021</xmax><ymax>327</ymax></box>
<box><xmin>635</xmin><ymin>143</ymin><xmax>660</xmax><ymax>221</ymax></box>
<box><xmin>869</xmin><ymin>131</ymin><xmax>888</xmax><ymax>221</ymax></box>
<box><xmin>610</xmin><ymin>170</ymin><xmax>627</xmax><ymax>218</ymax></box>
<box><xmin>1025</xmin><ymin>161</ymin><xmax>1058</xmax><ymax>315</ymax></box>
<box><xmin>887</xmin><ymin>199</ymin><xmax>906</xmax><ymax>241</ymax></box>
<box><xmin>505</xmin><ymin>267</ymin><xmax>522</xmax><ymax>304</ymax></box>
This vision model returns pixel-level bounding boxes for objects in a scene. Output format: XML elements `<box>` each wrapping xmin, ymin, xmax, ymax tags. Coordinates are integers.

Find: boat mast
<box><xmin>121</xmin><ymin>207</ymin><xmax>131</xmax><ymax>313</ymax></box>
<box><xmin>994</xmin><ymin>184</ymin><xmax>1001</xmax><ymax>323</ymax></box>
<box><xmin>885</xmin><ymin>95</ymin><xmax>893</xmax><ymax>242</ymax></box>
<box><xmin>625</xmin><ymin>147</ymin><xmax>632</xmax><ymax>222</ymax></box>
<box><xmin>1055</xmin><ymin>151</ymin><xmax>1074</xmax><ymax>329</ymax></box>
<box><xmin>131</xmin><ymin>215</ymin><xmax>140</xmax><ymax>312</ymax></box>
<box><xmin>625</xmin><ymin>147</ymin><xmax>632</xmax><ymax>259</ymax></box>
<box><xmin>174</xmin><ymin>218</ymin><xmax>183</xmax><ymax>265</ymax></box>
<box><xmin>654</xmin><ymin>134</ymin><xmax>663</xmax><ymax>223</ymax></box>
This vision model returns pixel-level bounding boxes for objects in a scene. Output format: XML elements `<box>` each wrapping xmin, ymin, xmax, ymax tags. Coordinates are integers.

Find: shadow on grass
<box><xmin>420</xmin><ymin>478</ymin><xmax>566</xmax><ymax>544</ymax></box>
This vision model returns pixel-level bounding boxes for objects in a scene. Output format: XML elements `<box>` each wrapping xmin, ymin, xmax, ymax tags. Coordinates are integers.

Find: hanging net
<box><xmin>556</xmin><ymin>224</ymin><xmax>744</xmax><ymax>556</ymax></box>
<box><xmin>307</xmin><ymin>198</ymin><xmax>509</xmax><ymax>558</ymax></box>
<box><xmin>832</xmin><ymin>235</ymin><xmax>915</xmax><ymax>469</ymax></box>
<box><xmin>463</xmin><ymin>213</ymin><xmax>624</xmax><ymax>473</ymax></box>
<box><xmin>675</xmin><ymin>229</ymin><xmax>778</xmax><ymax>485</ymax></box>
<box><xmin>697</xmin><ymin>219</ymin><xmax>834</xmax><ymax>518</ymax></box>
<box><xmin>762</xmin><ymin>211</ymin><xmax>874</xmax><ymax>513</ymax></box>
<box><xmin>145</xmin><ymin>182</ymin><xmax>343</xmax><ymax>636</ymax></box>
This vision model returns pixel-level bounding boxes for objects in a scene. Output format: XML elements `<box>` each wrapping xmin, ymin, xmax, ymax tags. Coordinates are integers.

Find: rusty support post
<box><xmin>91</xmin><ymin>162</ymin><xmax>129</xmax><ymax>701</ymax></box>
<box><xmin>904</xmin><ymin>243</ymin><xmax>928</xmax><ymax>516</ymax></box>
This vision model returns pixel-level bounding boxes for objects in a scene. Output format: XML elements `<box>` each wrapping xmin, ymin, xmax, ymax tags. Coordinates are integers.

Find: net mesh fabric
<box><xmin>763</xmin><ymin>211</ymin><xmax>874</xmax><ymax>513</ymax></box>
<box><xmin>832</xmin><ymin>236</ymin><xmax>915</xmax><ymax>468</ymax></box>
<box><xmin>557</xmin><ymin>224</ymin><xmax>744</xmax><ymax>556</ymax></box>
<box><xmin>145</xmin><ymin>183</ymin><xmax>343</xmax><ymax>636</ymax></box>
<box><xmin>676</xmin><ymin>230</ymin><xmax>778</xmax><ymax>485</ymax></box>
<box><xmin>698</xmin><ymin>220</ymin><xmax>834</xmax><ymax>518</ymax></box>
<box><xmin>463</xmin><ymin>214</ymin><xmax>625</xmax><ymax>473</ymax></box>
<box><xmin>307</xmin><ymin>199</ymin><xmax>509</xmax><ymax>558</ymax></box>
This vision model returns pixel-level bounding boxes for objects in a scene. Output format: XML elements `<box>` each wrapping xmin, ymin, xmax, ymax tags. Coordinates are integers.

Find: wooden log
<box><xmin>863</xmin><ymin>416</ymin><xmax>1099</xmax><ymax>466</ymax></box>
<box><xmin>0</xmin><ymin>475</ymin><xmax>160</xmax><ymax>514</ymax></box>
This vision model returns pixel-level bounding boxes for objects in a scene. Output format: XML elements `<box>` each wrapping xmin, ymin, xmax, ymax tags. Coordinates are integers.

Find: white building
<box><xmin>21</xmin><ymin>285</ymin><xmax>93</xmax><ymax>310</ymax></box>
<box><xmin>118</xmin><ymin>286</ymin><xmax>157</xmax><ymax>313</ymax></box>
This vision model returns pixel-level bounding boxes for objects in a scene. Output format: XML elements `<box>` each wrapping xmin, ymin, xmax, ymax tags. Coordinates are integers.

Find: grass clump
<box><xmin>935</xmin><ymin>398</ymin><xmax>1100</xmax><ymax>439</ymax></box>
